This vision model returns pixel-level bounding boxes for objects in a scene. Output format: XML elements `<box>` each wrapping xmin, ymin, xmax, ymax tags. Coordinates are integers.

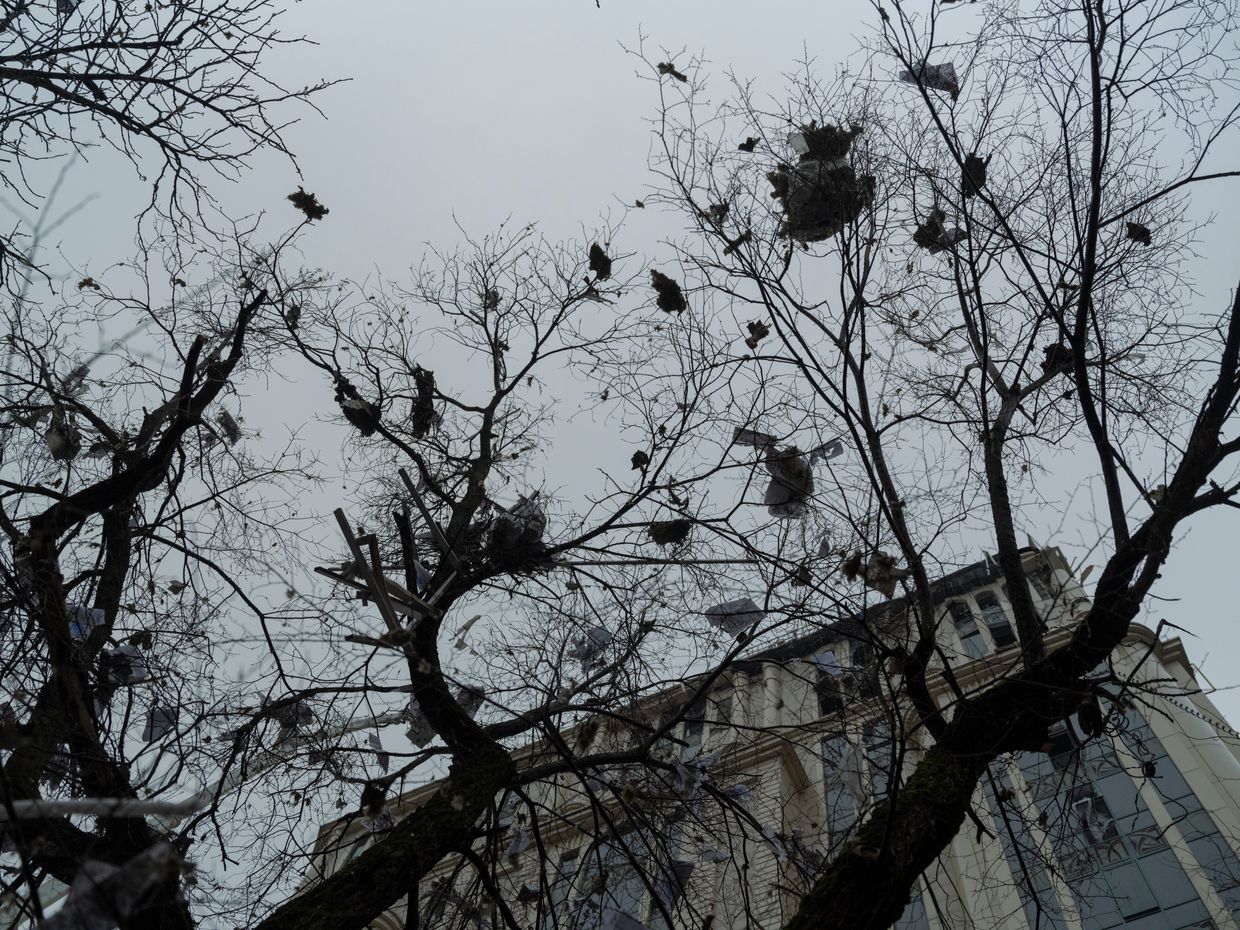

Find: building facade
<box><xmin>311</xmin><ymin>547</ymin><xmax>1240</xmax><ymax>930</ymax></box>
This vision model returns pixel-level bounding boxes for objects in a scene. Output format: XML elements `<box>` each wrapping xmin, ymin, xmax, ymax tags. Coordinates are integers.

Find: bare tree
<box><xmin>0</xmin><ymin>0</ymin><xmax>332</xmax><ymax>286</ymax></box>
<box><xmin>5</xmin><ymin>0</ymin><xmax>1240</xmax><ymax>928</ymax></box>
<box><xmin>259</xmin><ymin>0</ymin><xmax>1240</xmax><ymax>926</ymax></box>
<box><xmin>633</xmin><ymin>0</ymin><xmax>1240</xmax><ymax>926</ymax></box>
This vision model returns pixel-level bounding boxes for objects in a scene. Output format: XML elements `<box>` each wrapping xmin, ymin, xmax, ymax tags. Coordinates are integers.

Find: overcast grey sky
<box><xmin>27</xmin><ymin>0</ymin><xmax>1240</xmax><ymax>719</ymax></box>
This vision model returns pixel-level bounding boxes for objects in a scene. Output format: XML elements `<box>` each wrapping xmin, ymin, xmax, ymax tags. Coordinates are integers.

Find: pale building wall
<box><xmin>310</xmin><ymin>549</ymin><xmax>1240</xmax><ymax>930</ymax></box>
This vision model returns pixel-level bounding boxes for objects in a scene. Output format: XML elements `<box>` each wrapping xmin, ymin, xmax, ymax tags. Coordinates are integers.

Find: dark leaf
<box><xmin>723</xmin><ymin>230</ymin><xmax>752</xmax><ymax>256</ymax></box>
<box><xmin>744</xmin><ymin>320</ymin><xmax>770</xmax><ymax>350</ymax></box>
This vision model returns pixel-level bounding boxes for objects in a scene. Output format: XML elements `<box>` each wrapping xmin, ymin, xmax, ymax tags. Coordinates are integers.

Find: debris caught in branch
<box><xmin>630</xmin><ymin>450</ymin><xmax>650</xmax><ymax>470</ymax></box>
<box><xmin>809</xmin><ymin>438</ymin><xmax>845</xmax><ymax>463</ymax></box>
<box><xmin>287</xmin><ymin>186</ymin><xmax>329</xmax><ymax>222</ymax></box>
<box><xmin>567</xmin><ymin>625</ymin><xmax>613</xmax><ymax>672</ymax></box>
<box><xmin>143</xmin><ymin>706</ymin><xmax>178</xmax><ymax>742</ymax></box>
<box><xmin>733</xmin><ymin>426</ymin><xmax>777</xmax><ymax>448</ymax></box>
<box><xmin>99</xmin><ymin>644</ymin><xmax>150</xmax><ymax>686</ymax></box>
<box><xmin>704</xmin><ymin>597</ymin><xmax>764</xmax><ymax>635</ymax></box>
<box><xmin>44</xmin><ymin>407</ymin><xmax>81</xmax><ymax>461</ymax></box>
<box><xmin>723</xmin><ymin>230</ymin><xmax>752</xmax><ymax>256</ymax></box>
<box><xmin>842</xmin><ymin>550</ymin><xmax>912</xmax><ymax>597</ymax></box>
<box><xmin>810</xmin><ymin>650</ymin><xmax>844</xmax><ymax>678</ymax></box>
<box><xmin>1076</xmin><ymin>694</ymin><xmax>1104</xmax><ymax>738</ymax></box>
<box><xmin>838</xmin><ymin>742</ymin><xmax>868</xmax><ymax>805</ymax></box>
<box><xmin>744</xmin><ymin>320</ymin><xmax>770</xmax><ymax>350</ymax></box>
<box><xmin>768</xmin><ymin>124</ymin><xmax>875</xmax><ymax>242</ymax></box>
<box><xmin>455</xmin><ymin>684</ymin><xmax>485</xmax><ymax>719</ymax></box>
<box><xmin>732</xmin><ymin>426</ymin><xmax>816</xmax><ymax>518</ymax></box>
<box><xmin>650</xmin><ymin>270</ymin><xmax>687</xmax><ymax>313</ymax></box>
<box><xmin>1041</xmin><ymin>342</ymin><xmax>1075</xmax><ymax>374</ymax></box>
<box><xmin>454</xmin><ymin>614</ymin><xmax>482</xmax><ymax>650</ymax></box>
<box><xmin>216</xmin><ymin>410</ymin><xmax>242</xmax><ymax>445</ymax></box>
<box><xmin>962</xmin><ymin>152</ymin><xmax>989</xmax><ymax>197</ymax></box>
<box><xmin>589</xmin><ymin>242</ymin><xmax>613</xmax><ymax>280</ymax></box>
<box><xmin>69</xmin><ymin>605</ymin><xmax>104</xmax><ymax>640</ymax></box>
<box><xmin>273</xmin><ymin>700</ymin><xmax>315</xmax><ymax>735</ymax></box>
<box><xmin>795</xmin><ymin>123</ymin><xmax>863</xmax><ymax>159</ymax></box>
<box><xmin>841</xmin><ymin>551</ymin><xmax>863</xmax><ymax>581</ymax></box>
<box><xmin>335</xmin><ymin>377</ymin><xmax>381</xmax><ymax>436</ymax></box>
<box><xmin>60</xmin><ymin>363</ymin><xmax>89</xmax><ymax>397</ymax></box>
<box><xmin>707</xmin><ymin>202</ymin><xmax>729</xmax><ymax>225</ymax></box>
<box><xmin>912</xmin><ymin>208</ymin><xmax>966</xmax><ymax>254</ymax></box>
<box><xmin>411</xmin><ymin>366</ymin><xmax>437</xmax><ymax>439</ymax></box>
<box><xmin>367</xmin><ymin>732</ymin><xmax>391</xmax><ymax>774</ymax></box>
<box><xmin>738</xmin><ymin>137</ymin><xmax>760</xmax><ymax>152</ymax></box>
<box><xmin>701</xmin><ymin>844</ymin><xmax>730</xmax><ymax>863</ymax></box>
<box><xmin>648</xmin><ymin>519</ymin><xmax>691</xmax><ymax>546</ymax></box>
<box><xmin>404</xmin><ymin>698</ymin><xmax>435</xmax><ymax>747</ymax></box>
<box><xmin>488</xmin><ymin>494</ymin><xmax>551</xmax><ymax>569</ymax></box>
<box><xmin>504</xmin><ymin>825</ymin><xmax>533</xmax><ymax>858</ymax></box>
<box><xmin>762</xmin><ymin>824</ymin><xmax>789</xmax><ymax>863</ymax></box>
<box><xmin>40</xmin><ymin>842</ymin><xmax>183</xmax><ymax>930</ymax></box>
<box><xmin>360</xmin><ymin>781</ymin><xmax>389</xmax><ymax>831</ymax></box>
<box><xmin>763</xmin><ymin>445</ymin><xmax>814</xmax><ymax>518</ymax></box>
<box><xmin>897</xmin><ymin>61</ymin><xmax>961</xmax><ymax>99</ymax></box>
<box><xmin>1126</xmin><ymin>221</ymin><xmax>1152</xmax><ymax>246</ymax></box>
<box><xmin>657</xmin><ymin>61</ymin><xmax>688</xmax><ymax>82</ymax></box>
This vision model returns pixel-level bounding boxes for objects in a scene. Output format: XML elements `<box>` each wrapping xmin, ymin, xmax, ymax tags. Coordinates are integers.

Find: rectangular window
<box><xmin>849</xmin><ymin>641</ymin><xmax>880</xmax><ymax>699</ymax></box>
<box><xmin>892</xmin><ymin>890</ymin><xmax>931</xmax><ymax>930</ymax></box>
<box><xmin>1045</xmin><ymin>722</ymin><xmax>1077</xmax><ymax>772</ymax></box>
<box><xmin>710</xmin><ymin>681</ymin><xmax>733</xmax><ymax>729</ymax></box>
<box><xmin>577</xmin><ymin>837</ymin><xmax>647</xmax><ymax>930</ymax></box>
<box><xmin>863</xmin><ymin>719</ymin><xmax>894</xmax><ymax>799</ymax></box>
<box><xmin>1068</xmin><ymin>788</ymin><xmax>1118</xmax><ymax>846</ymax></box>
<box><xmin>648</xmin><ymin>855</ymin><xmax>694</xmax><ymax>930</ymax></box>
<box><xmin>949</xmin><ymin>600</ymin><xmax>986</xmax><ymax>659</ymax></box>
<box><xmin>538</xmin><ymin>849</ymin><xmax>579</xmax><ymax>930</ymax></box>
<box><xmin>682</xmin><ymin>695</ymin><xmax>706</xmax><ymax>759</ymax></box>
<box><xmin>976</xmin><ymin>591</ymin><xmax>1017</xmax><ymax>648</ymax></box>
<box><xmin>822</xmin><ymin>735</ymin><xmax>859</xmax><ymax>841</ymax></box>
<box><xmin>817</xmin><ymin>672</ymin><xmax>844</xmax><ymax>715</ymax></box>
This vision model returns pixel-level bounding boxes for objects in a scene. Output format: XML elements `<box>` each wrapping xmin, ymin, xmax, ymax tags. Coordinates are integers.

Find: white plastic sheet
<box><xmin>704</xmin><ymin>598</ymin><xmax>764</xmax><ymax>635</ymax></box>
<box><xmin>100</xmin><ymin>645</ymin><xmax>150</xmax><ymax>685</ymax></box>
<box><xmin>69</xmin><ymin>604</ymin><xmax>104</xmax><ymax>640</ymax></box>
<box><xmin>898</xmin><ymin>61</ymin><xmax>960</xmax><ymax>96</ymax></box>
<box><xmin>143</xmin><ymin>706</ymin><xmax>178</xmax><ymax>742</ymax></box>
<box><xmin>810</xmin><ymin>651</ymin><xmax>844</xmax><ymax>678</ymax></box>
<box><xmin>567</xmin><ymin>625</ymin><xmax>614</xmax><ymax>671</ymax></box>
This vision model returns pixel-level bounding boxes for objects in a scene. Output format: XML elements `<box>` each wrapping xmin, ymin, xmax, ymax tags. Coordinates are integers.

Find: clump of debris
<box><xmin>767</xmin><ymin>123</ymin><xmax>875</xmax><ymax>243</ymax></box>
<box><xmin>485</xmin><ymin>495</ymin><xmax>554</xmax><ymax>572</ymax></box>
